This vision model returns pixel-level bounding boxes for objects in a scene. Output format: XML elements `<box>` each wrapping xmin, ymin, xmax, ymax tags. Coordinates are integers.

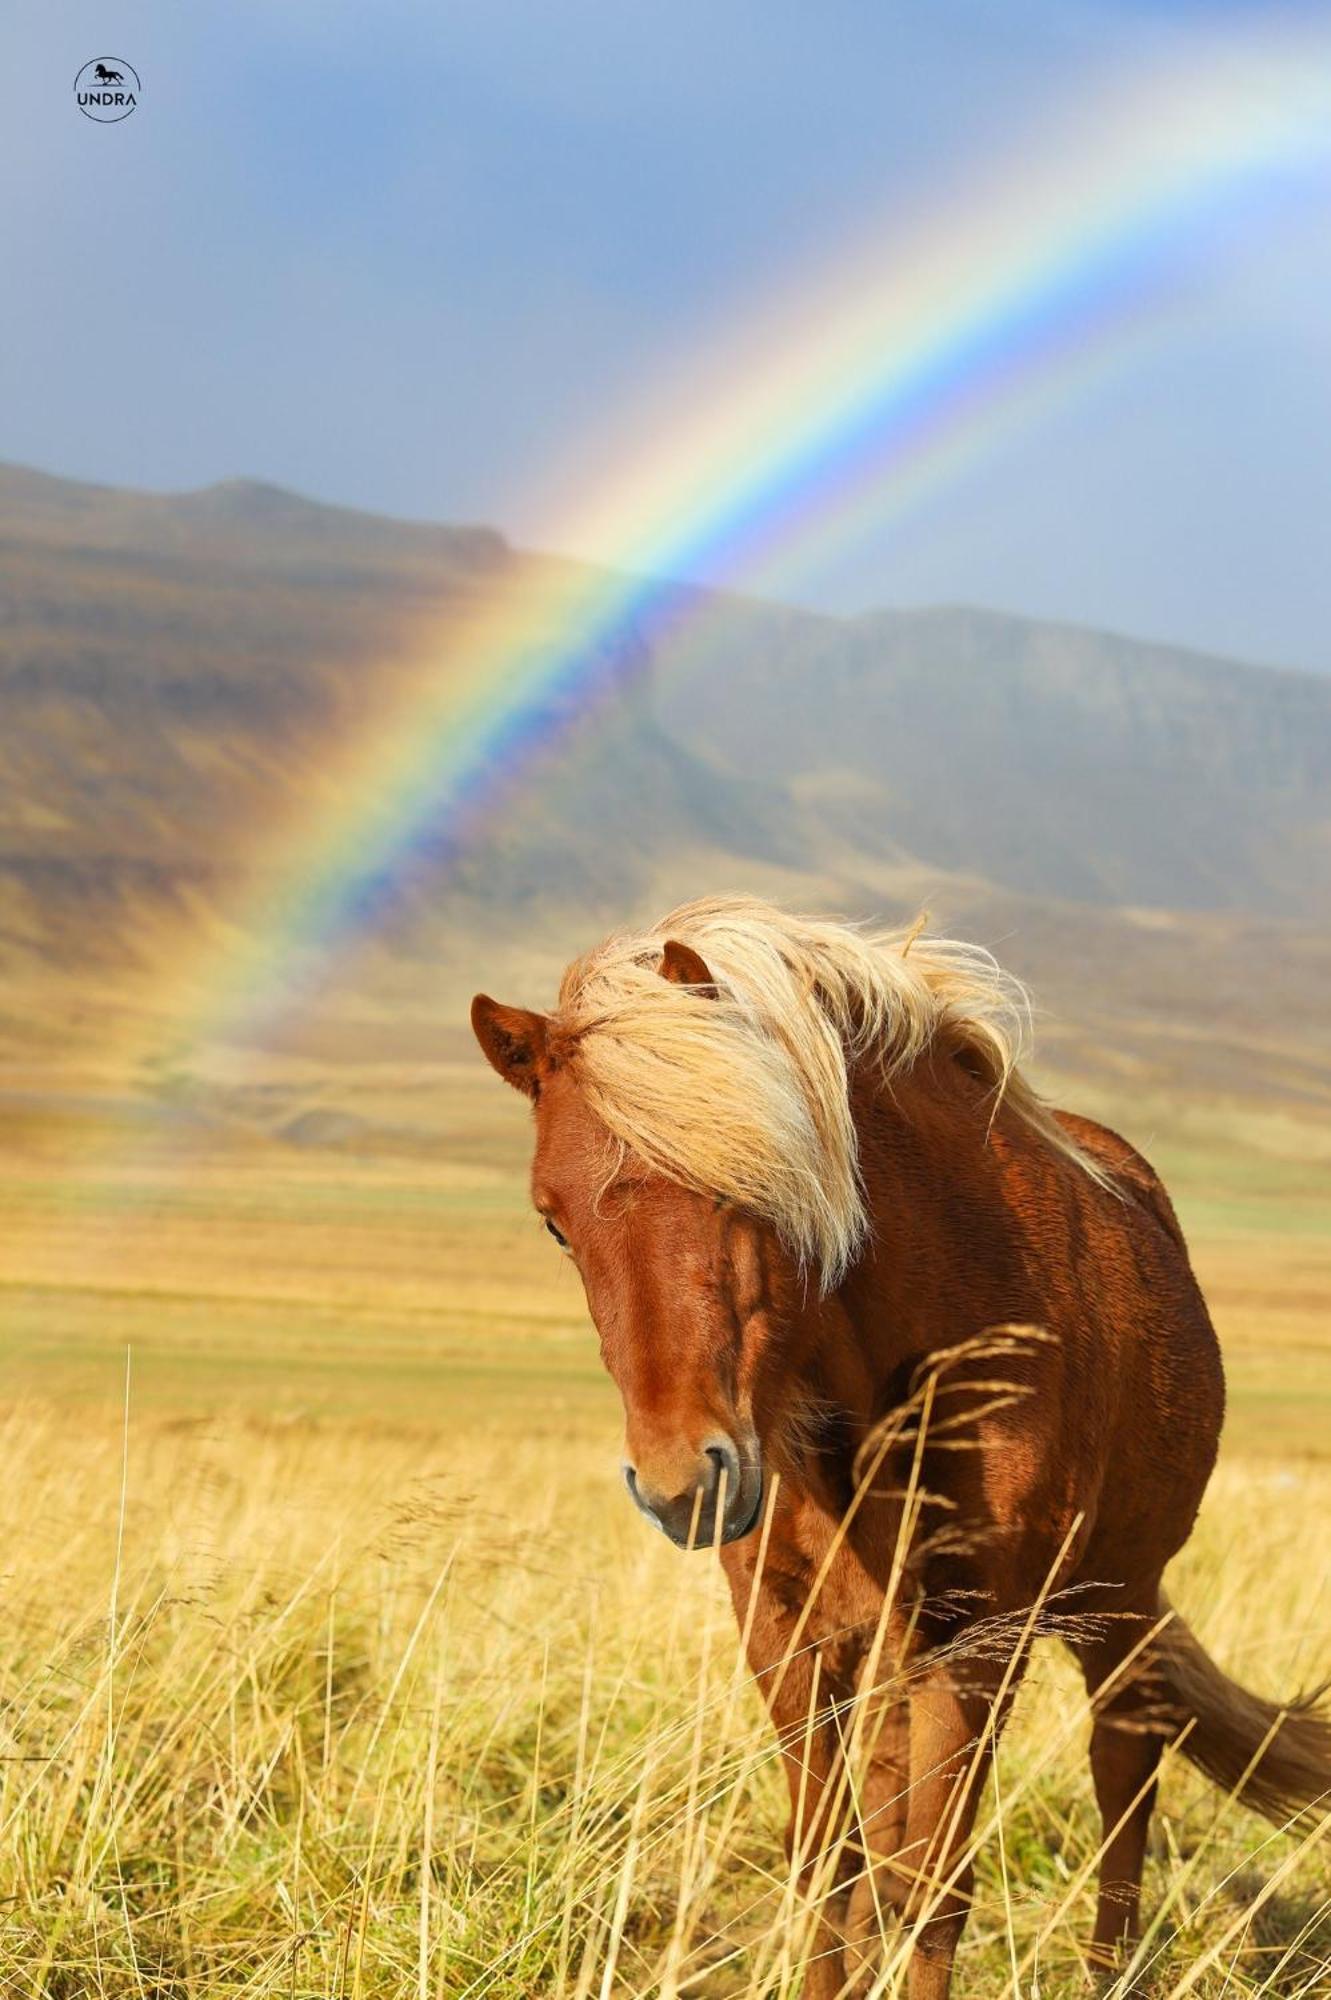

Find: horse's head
<box><xmin>471</xmin><ymin>940</ymin><xmax>808</xmax><ymax>1548</ymax></box>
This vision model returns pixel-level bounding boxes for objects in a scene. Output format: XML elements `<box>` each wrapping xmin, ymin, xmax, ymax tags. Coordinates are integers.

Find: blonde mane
<box><xmin>554</xmin><ymin>895</ymin><xmax>1102</xmax><ymax>1286</ymax></box>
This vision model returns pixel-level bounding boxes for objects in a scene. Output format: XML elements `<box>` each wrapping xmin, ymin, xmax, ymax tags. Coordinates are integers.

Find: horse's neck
<box><xmin>823</xmin><ymin>1046</ymin><xmax>1036</xmax><ymax>1403</ymax></box>
<box><xmin>772</xmin><ymin>1051</ymin><xmax>1075</xmax><ymax>1564</ymax></box>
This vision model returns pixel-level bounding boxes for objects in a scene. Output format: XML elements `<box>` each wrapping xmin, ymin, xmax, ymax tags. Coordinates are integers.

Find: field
<box><xmin>2</xmin><ymin>1047</ymin><xmax>1330</xmax><ymax>1998</ymax></box>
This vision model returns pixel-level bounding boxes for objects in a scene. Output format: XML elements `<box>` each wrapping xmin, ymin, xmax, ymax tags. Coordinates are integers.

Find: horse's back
<box><xmin>1055</xmin><ymin>1109</ymin><xmax>1188</xmax><ymax>1249</ymax></box>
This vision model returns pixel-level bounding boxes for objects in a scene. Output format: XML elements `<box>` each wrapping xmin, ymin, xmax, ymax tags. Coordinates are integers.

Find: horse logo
<box><xmin>74</xmin><ymin>57</ymin><xmax>140</xmax><ymax>122</ymax></box>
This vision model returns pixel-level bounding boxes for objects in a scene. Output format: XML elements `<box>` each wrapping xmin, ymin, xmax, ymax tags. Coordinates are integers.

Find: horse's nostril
<box><xmin>705</xmin><ymin>1440</ymin><xmax>740</xmax><ymax>1497</ymax></box>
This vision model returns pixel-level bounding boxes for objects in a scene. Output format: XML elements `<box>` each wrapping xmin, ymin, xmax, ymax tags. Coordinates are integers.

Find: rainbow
<box><xmin>183</xmin><ymin>29</ymin><xmax>1331</xmax><ymax>1049</ymax></box>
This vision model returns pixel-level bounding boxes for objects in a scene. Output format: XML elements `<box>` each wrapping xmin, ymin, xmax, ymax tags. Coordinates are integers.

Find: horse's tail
<box><xmin>1157</xmin><ymin>1596</ymin><xmax>1331</xmax><ymax>1831</ymax></box>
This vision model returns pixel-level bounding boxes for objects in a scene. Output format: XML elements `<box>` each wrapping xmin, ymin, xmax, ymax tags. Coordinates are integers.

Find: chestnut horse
<box><xmin>472</xmin><ymin>897</ymin><xmax>1329</xmax><ymax>1998</ymax></box>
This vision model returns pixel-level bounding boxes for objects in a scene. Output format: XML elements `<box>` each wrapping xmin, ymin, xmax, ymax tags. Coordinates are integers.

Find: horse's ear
<box><xmin>470</xmin><ymin>995</ymin><xmax>549</xmax><ymax>1099</ymax></box>
<box><xmin>658</xmin><ymin>939</ymin><xmax>717</xmax><ymax>997</ymax></box>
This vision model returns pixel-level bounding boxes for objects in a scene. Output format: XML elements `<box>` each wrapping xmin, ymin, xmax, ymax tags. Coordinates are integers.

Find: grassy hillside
<box><xmin>2</xmin><ymin>1106</ymin><xmax>1329</xmax><ymax>1998</ymax></box>
<box><xmin>2</xmin><ymin>462</ymin><xmax>1329</xmax><ymax>1108</ymax></box>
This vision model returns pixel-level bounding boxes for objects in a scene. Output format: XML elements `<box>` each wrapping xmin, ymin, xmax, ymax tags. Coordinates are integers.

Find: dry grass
<box><xmin>0</xmin><ymin>1402</ymin><xmax>1328</xmax><ymax>1998</ymax></box>
<box><xmin>0</xmin><ymin>1100</ymin><xmax>1329</xmax><ymax>1996</ymax></box>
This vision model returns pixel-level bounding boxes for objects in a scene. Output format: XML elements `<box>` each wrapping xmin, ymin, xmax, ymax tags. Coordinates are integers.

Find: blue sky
<box><xmin>5</xmin><ymin>1</ymin><xmax>1331</xmax><ymax>669</ymax></box>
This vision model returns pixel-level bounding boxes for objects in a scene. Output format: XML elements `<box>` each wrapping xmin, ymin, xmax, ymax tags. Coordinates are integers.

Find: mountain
<box><xmin>651</xmin><ymin>598</ymin><xmax>1331</xmax><ymax>916</ymax></box>
<box><xmin>1</xmin><ymin>459</ymin><xmax>1328</xmax><ymax>1124</ymax></box>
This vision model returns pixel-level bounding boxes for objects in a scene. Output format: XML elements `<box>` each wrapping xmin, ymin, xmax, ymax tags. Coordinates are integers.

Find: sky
<box><xmin>5</xmin><ymin>0</ymin><xmax>1331</xmax><ymax>671</ymax></box>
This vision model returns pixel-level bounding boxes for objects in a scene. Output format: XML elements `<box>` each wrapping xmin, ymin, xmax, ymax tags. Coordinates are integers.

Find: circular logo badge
<box><xmin>74</xmin><ymin>58</ymin><xmax>140</xmax><ymax>123</ymax></box>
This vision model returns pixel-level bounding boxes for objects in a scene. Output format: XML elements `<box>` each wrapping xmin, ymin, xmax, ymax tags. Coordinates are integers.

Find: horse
<box><xmin>93</xmin><ymin>63</ymin><xmax>124</xmax><ymax>84</ymax></box>
<box><xmin>471</xmin><ymin>895</ymin><xmax>1330</xmax><ymax>1998</ymax></box>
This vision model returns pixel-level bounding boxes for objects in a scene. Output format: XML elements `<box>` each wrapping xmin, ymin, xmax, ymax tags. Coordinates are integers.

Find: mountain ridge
<box><xmin>1</xmin><ymin>460</ymin><xmax>1327</xmax><ymax>1122</ymax></box>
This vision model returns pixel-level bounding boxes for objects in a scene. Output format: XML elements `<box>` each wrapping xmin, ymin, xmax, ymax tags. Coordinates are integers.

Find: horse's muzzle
<box><xmin>623</xmin><ymin>1435</ymin><xmax>763</xmax><ymax>1548</ymax></box>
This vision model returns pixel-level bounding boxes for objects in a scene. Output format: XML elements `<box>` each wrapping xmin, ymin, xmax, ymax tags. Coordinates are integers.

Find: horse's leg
<box><xmin>840</xmin><ymin>1691</ymin><xmax>912</xmax><ymax>1980</ymax></box>
<box><xmin>885</xmin><ymin>1643</ymin><xmax>1029</xmax><ymax>2000</ymax></box>
<box><xmin>721</xmin><ymin>1538</ymin><xmax>868</xmax><ymax>1998</ymax></box>
<box><xmin>763</xmin><ymin>1637</ymin><xmax>859</xmax><ymax>2000</ymax></box>
<box><xmin>1069</xmin><ymin>1596</ymin><xmax>1168</xmax><ymax>1974</ymax></box>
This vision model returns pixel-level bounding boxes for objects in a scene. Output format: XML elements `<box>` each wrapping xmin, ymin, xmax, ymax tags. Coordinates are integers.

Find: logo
<box><xmin>74</xmin><ymin>57</ymin><xmax>140</xmax><ymax>122</ymax></box>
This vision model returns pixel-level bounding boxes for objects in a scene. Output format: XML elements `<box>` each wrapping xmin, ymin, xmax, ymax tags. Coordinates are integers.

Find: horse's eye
<box><xmin>545</xmin><ymin>1218</ymin><xmax>572</xmax><ymax>1253</ymax></box>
